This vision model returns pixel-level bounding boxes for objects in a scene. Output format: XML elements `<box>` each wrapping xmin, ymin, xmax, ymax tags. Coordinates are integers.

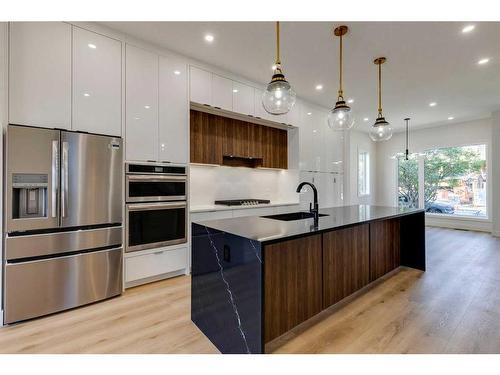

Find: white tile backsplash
<box><xmin>189</xmin><ymin>165</ymin><xmax>300</xmax><ymax>207</ymax></box>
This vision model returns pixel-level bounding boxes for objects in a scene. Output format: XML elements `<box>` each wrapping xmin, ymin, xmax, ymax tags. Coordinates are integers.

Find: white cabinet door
<box><xmin>125</xmin><ymin>44</ymin><xmax>158</xmax><ymax>162</ymax></box>
<box><xmin>287</xmin><ymin>99</ymin><xmax>301</xmax><ymax>126</ymax></box>
<box><xmin>299</xmin><ymin>103</ymin><xmax>313</xmax><ymax>171</ymax></box>
<box><xmin>159</xmin><ymin>56</ymin><xmax>188</xmax><ymax>164</ymax></box>
<box><xmin>9</xmin><ymin>22</ymin><xmax>71</xmax><ymax>129</ymax></box>
<box><xmin>254</xmin><ymin>88</ymin><xmax>267</xmax><ymax>119</ymax></box>
<box><xmin>72</xmin><ymin>27</ymin><xmax>122</xmax><ymax>136</ymax></box>
<box><xmin>324</xmin><ymin>125</ymin><xmax>345</xmax><ymax>173</ymax></box>
<box><xmin>189</xmin><ymin>66</ymin><xmax>211</xmax><ymax>105</ymax></box>
<box><xmin>310</xmin><ymin>109</ymin><xmax>324</xmax><ymax>172</ymax></box>
<box><xmin>232</xmin><ymin>81</ymin><xmax>254</xmax><ymax>116</ymax></box>
<box><xmin>211</xmin><ymin>74</ymin><xmax>233</xmax><ymax>111</ymax></box>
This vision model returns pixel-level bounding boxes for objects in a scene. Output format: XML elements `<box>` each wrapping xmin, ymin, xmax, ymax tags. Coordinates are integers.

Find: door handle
<box><xmin>61</xmin><ymin>141</ymin><xmax>69</xmax><ymax>218</ymax></box>
<box><xmin>51</xmin><ymin>140</ymin><xmax>59</xmax><ymax>218</ymax></box>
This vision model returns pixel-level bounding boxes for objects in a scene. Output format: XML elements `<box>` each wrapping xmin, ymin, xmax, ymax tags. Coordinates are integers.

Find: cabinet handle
<box><xmin>154</xmin><ymin>251</ymin><xmax>163</xmax><ymax>255</ymax></box>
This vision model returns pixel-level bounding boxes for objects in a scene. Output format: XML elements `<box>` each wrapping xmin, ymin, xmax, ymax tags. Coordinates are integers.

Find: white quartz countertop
<box><xmin>190</xmin><ymin>201</ymin><xmax>300</xmax><ymax>213</ymax></box>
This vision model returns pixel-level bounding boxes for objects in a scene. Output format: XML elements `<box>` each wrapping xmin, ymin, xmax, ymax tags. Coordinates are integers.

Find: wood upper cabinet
<box><xmin>125</xmin><ymin>44</ymin><xmax>158</xmax><ymax>162</ymax></box>
<box><xmin>190</xmin><ymin>110</ymin><xmax>286</xmax><ymax>168</ymax></box>
<box><xmin>190</xmin><ymin>110</ymin><xmax>222</xmax><ymax>165</ymax></box>
<box><xmin>264</xmin><ymin>234</ymin><xmax>323</xmax><ymax>343</ymax></box>
<box><xmin>370</xmin><ymin>219</ymin><xmax>401</xmax><ymax>281</ymax></box>
<box><xmin>9</xmin><ymin>22</ymin><xmax>71</xmax><ymax>129</ymax></box>
<box><xmin>189</xmin><ymin>66</ymin><xmax>211</xmax><ymax>105</ymax></box>
<box><xmin>159</xmin><ymin>56</ymin><xmax>188</xmax><ymax>164</ymax></box>
<box><xmin>261</xmin><ymin>126</ymin><xmax>287</xmax><ymax>169</ymax></box>
<box><xmin>323</xmin><ymin>225</ymin><xmax>370</xmax><ymax>308</ymax></box>
<box><xmin>211</xmin><ymin>74</ymin><xmax>233</xmax><ymax>111</ymax></box>
<box><xmin>72</xmin><ymin>27</ymin><xmax>122</xmax><ymax>136</ymax></box>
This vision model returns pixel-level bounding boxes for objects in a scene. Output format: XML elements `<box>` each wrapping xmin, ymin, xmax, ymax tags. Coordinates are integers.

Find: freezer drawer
<box><xmin>4</xmin><ymin>247</ymin><xmax>123</xmax><ymax>324</ymax></box>
<box><xmin>5</xmin><ymin>226</ymin><xmax>122</xmax><ymax>261</ymax></box>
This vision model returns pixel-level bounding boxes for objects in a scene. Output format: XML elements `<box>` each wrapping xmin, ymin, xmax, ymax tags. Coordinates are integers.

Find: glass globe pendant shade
<box><xmin>262</xmin><ymin>72</ymin><xmax>296</xmax><ymax>115</ymax></box>
<box><xmin>369</xmin><ymin>116</ymin><xmax>393</xmax><ymax>141</ymax></box>
<box><xmin>328</xmin><ymin>99</ymin><xmax>355</xmax><ymax>130</ymax></box>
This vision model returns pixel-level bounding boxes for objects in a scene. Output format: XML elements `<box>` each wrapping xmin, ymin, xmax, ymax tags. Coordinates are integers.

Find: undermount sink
<box><xmin>262</xmin><ymin>211</ymin><xmax>329</xmax><ymax>221</ymax></box>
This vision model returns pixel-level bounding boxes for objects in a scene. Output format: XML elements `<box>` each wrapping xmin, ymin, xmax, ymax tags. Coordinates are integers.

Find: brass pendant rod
<box><xmin>378</xmin><ymin>62</ymin><xmax>382</xmax><ymax>115</ymax></box>
<box><xmin>275</xmin><ymin>21</ymin><xmax>281</xmax><ymax>65</ymax></box>
<box><xmin>338</xmin><ymin>33</ymin><xmax>343</xmax><ymax>97</ymax></box>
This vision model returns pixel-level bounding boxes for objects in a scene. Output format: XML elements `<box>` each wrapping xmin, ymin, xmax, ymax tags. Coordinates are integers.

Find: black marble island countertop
<box><xmin>191</xmin><ymin>205</ymin><xmax>425</xmax><ymax>354</ymax></box>
<box><xmin>193</xmin><ymin>205</ymin><xmax>424</xmax><ymax>243</ymax></box>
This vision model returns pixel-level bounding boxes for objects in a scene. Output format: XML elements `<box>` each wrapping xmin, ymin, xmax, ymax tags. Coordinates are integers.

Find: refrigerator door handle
<box><xmin>61</xmin><ymin>141</ymin><xmax>69</xmax><ymax>218</ymax></box>
<box><xmin>51</xmin><ymin>140</ymin><xmax>59</xmax><ymax>218</ymax></box>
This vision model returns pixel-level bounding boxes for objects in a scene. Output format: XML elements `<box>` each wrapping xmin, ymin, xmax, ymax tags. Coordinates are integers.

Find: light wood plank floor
<box><xmin>1</xmin><ymin>227</ymin><xmax>499</xmax><ymax>354</ymax></box>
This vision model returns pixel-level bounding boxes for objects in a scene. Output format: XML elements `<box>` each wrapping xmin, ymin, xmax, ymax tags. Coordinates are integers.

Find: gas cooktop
<box><xmin>214</xmin><ymin>199</ymin><xmax>271</xmax><ymax>206</ymax></box>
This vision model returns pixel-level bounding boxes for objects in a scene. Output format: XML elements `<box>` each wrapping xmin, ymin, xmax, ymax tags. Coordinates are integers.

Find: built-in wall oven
<box><xmin>125</xmin><ymin>162</ymin><xmax>187</xmax><ymax>253</ymax></box>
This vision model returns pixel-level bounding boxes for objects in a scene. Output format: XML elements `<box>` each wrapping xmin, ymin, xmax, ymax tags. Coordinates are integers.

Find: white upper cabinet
<box><xmin>324</xmin><ymin>124</ymin><xmax>345</xmax><ymax>173</ymax></box>
<box><xmin>211</xmin><ymin>74</ymin><xmax>233</xmax><ymax>111</ymax></box>
<box><xmin>232</xmin><ymin>81</ymin><xmax>254</xmax><ymax>116</ymax></box>
<box><xmin>189</xmin><ymin>66</ymin><xmax>211</xmax><ymax>105</ymax></box>
<box><xmin>286</xmin><ymin>99</ymin><xmax>301</xmax><ymax>126</ymax></box>
<box><xmin>72</xmin><ymin>27</ymin><xmax>122</xmax><ymax>136</ymax></box>
<box><xmin>125</xmin><ymin>44</ymin><xmax>158</xmax><ymax>162</ymax></box>
<box><xmin>9</xmin><ymin>22</ymin><xmax>71</xmax><ymax>129</ymax></box>
<box><xmin>159</xmin><ymin>56</ymin><xmax>188</xmax><ymax>164</ymax></box>
<box><xmin>253</xmin><ymin>88</ymin><xmax>267</xmax><ymax>119</ymax></box>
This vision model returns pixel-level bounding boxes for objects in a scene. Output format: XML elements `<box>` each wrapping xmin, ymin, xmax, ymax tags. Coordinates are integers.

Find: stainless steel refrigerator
<box><xmin>3</xmin><ymin>125</ymin><xmax>123</xmax><ymax>324</ymax></box>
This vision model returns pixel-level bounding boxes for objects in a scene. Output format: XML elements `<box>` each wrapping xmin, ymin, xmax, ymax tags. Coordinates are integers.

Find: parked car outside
<box><xmin>425</xmin><ymin>201</ymin><xmax>455</xmax><ymax>214</ymax></box>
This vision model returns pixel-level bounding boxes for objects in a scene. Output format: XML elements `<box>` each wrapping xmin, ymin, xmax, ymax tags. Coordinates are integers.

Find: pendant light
<box><xmin>404</xmin><ymin>117</ymin><xmax>410</xmax><ymax>160</ymax></box>
<box><xmin>328</xmin><ymin>25</ymin><xmax>355</xmax><ymax>130</ymax></box>
<box><xmin>262</xmin><ymin>21</ymin><xmax>296</xmax><ymax>115</ymax></box>
<box><xmin>369</xmin><ymin>57</ymin><xmax>393</xmax><ymax>141</ymax></box>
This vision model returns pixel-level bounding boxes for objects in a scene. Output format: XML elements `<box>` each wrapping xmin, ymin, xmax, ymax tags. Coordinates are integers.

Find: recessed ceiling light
<box><xmin>478</xmin><ymin>58</ymin><xmax>490</xmax><ymax>65</ymax></box>
<box><xmin>173</xmin><ymin>70</ymin><xmax>181</xmax><ymax>75</ymax></box>
<box><xmin>307</xmin><ymin>112</ymin><xmax>312</xmax><ymax>116</ymax></box>
<box><xmin>144</xmin><ymin>105</ymin><xmax>151</xmax><ymax>109</ymax></box>
<box><xmin>315</xmin><ymin>84</ymin><xmax>323</xmax><ymax>91</ymax></box>
<box><xmin>232</xmin><ymin>89</ymin><xmax>238</xmax><ymax>93</ymax></box>
<box><xmin>347</xmin><ymin>98</ymin><xmax>354</xmax><ymax>104</ymax></box>
<box><xmin>448</xmin><ymin>116</ymin><xmax>454</xmax><ymax>120</ymax></box>
<box><xmin>363</xmin><ymin>117</ymin><xmax>369</xmax><ymax>122</ymax></box>
<box><xmin>462</xmin><ymin>25</ymin><xmax>475</xmax><ymax>33</ymax></box>
<box><xmin>83</xmin><ymin>93</ymin><xmax>90</xmax><ymax>97</ymax></box>
<box><xmin>429</xmin><ymin>102</ymin><xmax>437</xmax><ymax>107</ymax></box>
<box><xmin>204</xmin><ymin>34</ymin><xmax>214</xmax><ymax>43</ymax></box>
<box><xmin>87</xmin><ymin>43</ymin><xmax>97</xmax><ymax>49</ymax></box>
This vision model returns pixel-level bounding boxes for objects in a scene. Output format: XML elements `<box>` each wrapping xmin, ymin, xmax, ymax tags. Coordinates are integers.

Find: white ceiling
<box><xmin>101</xmin><ymin>21</ymin><xmax>500</xmax><ymax>131</ymax></box>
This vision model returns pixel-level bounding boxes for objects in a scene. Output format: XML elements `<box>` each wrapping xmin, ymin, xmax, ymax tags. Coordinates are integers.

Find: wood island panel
<box><xmin>322</xmin><ymin>224</ymin><xmax>370</xmax><ymax>308</ymax></box>
<box><xmin>369</xmin><ymin>219</ymin><xmax>401</xmax><ymax>281</ymax></box>
<box><xmin>264</xmin><ymin>234</ymin><xmax>322</xmax><ymax>343</ymax></box>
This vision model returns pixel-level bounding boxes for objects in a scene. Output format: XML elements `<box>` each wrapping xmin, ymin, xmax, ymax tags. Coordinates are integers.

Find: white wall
<box><xmin>346</xmin><ymin>130</ymin><xmax>377</xmax><ymax>205</ymax></box>
<box><xmin>0</xmin><ymin>22</ymin><xmax>8</xmax><ymax>325</ymax></box>
<box><xmin>375</xmin><ymin>117</ymin><xmax>493</xmax><ymax>232</ymax></box>
<box><xmin>492</xmin><ymin>111</ymin><xmax>500</xmax><ymax>237</ymax></box>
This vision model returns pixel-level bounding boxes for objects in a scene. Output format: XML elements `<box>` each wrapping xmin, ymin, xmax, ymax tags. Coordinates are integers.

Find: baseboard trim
<box><xmin>425</xmin><ymin>216</ymin><xmax>492</xmax><ymax>233</ymax></box>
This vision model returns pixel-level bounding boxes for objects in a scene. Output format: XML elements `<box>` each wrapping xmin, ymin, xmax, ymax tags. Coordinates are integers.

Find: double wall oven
<box><xmin>125</xmin><ymin>163</ymin><xmax>187</xmax><ymax>253</ymax></box>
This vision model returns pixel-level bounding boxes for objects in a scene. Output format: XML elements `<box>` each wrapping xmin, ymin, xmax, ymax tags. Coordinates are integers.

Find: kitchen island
<box><xmin>191</xmin><ymin>205</ymin><xmax>425</xmax><ymax>354</ymax></box>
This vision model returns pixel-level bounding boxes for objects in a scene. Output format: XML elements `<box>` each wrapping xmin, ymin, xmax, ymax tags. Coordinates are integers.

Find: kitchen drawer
<box><xmin>191</xmin><ymin>210</ymin><xmax>233</xmax><ymax>222</ymax></box>
<box><xmin>232</xmin><ymin>207</ymin><xmax>275</xmax><ymax>218</ymax></box>
<box><xmin>125</xmin><ymin>246</ymin><xmax>187</xmax><ymax>283</ymax></box>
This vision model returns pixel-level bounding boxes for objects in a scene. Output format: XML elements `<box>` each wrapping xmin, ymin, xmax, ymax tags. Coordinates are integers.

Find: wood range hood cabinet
<box><xmin>190</xmin><ymin>108</ymin><xmax>288</xmax><ymax>169</ymax></box>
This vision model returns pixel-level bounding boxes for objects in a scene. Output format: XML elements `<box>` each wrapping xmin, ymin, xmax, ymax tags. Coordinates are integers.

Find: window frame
<box><xmin>358</xmin><ymin>149</ymin><xmax>370</xmax><ymax>197</ymax></box>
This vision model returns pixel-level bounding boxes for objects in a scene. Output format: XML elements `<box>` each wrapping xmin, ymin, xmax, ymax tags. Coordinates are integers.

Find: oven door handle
<box><xmin>127</xmin><ymin>202</ymin><xmax>187</xmax><ymax>211</ymax></box>
<box><xmin>127</xmin><ymin>175</ymin><xmax>186</xmax><ymax>181</ymax></box>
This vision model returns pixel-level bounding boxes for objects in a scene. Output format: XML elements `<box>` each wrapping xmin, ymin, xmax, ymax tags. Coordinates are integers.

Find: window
<box><xmin>397</xmin><ymin>144</ymin><xmax>487</xmax><ymax>218</ymax></box>
<box><xmin>424</xmin><ymin>145</ymin><xmax>486</xmax><ymax>217</ymax></box>
<box><xmin>398</xmin><ymin>156</ymin><xmax>419</xmax><ymax>209</ymax></box>
<box><xmin>358</xmin><ymin>151</ymin><xmax>370</xmax><ymax>196</ymax></box>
